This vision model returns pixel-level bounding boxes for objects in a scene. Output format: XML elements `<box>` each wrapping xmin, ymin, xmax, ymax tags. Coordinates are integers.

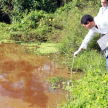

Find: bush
<box><xmin>10</xmin><ymin>32</ymin><xmax>22</xmax><ymax>41</ymax></box>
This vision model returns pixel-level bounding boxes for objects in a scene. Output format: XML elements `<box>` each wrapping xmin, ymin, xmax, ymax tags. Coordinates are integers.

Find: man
<box><xmin>101</xmin><ymin>0</ymin><xmax>108</xmax><ymax>7</ymax></box>
<box><xmin>74</xmin><ymin>14</ymin><xmax>108</xmax><ymax>57</ymax></box>
<box><xmin>97</xmin><ymin>0</ymin><xmax>108</xmax><ymax>18</ymax></box>
<box><xmin>96</xmin><ymin>0</ymin><xmax>108</xmax><ymax>56</ymax></box>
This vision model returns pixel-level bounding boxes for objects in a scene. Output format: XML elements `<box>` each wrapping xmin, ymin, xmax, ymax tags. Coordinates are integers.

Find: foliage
<box><xmin>72</xmin><ymin>0</ymin><xmax>101</xmax><ymax>8</ymax></box>
<box><xmin>5</xmin><ymin>9</ymin><xmax>64</xmax><ymax>42</ymax></box>
<box><xmin>88</xmin><ymin>34</ymin><xmax>101</xmax><ymax>51</ymax></box>
<box><xmin>59</xmin><ymin>72</ymin><xmax>108</xmax><ymax>108</ymax></box>
<box><xmin>72</xmin><ymin>50</ymin><xmax>106</xmax><ymax>72</ymax></box>
<box><xmin>0</xmin><ymin>0</ymin><xmax>101</xmax><ymax>43</ymax></box>
<box><xmin>0</xmin><ymin>0</ymin><xmax>73</xmax><ymax>22</ymax></box>
<box><xmin>0</xmin><ymin>0</ymin><xmax>101</xmax><ymax>23</ymax></box>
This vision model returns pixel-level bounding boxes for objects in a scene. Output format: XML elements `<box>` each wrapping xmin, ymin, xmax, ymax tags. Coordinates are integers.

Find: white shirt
<box><xmin>96</xmin><ymin>6</ymin><xmax>108</xmax><ymax>18</ymax></box>
<box><xmin>79</xmin><ymin>6</ymin><xmax>108</xmax><ymax>49</ymax></box>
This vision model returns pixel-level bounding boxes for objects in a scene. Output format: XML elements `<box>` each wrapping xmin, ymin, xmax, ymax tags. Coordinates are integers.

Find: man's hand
<box><xmin>74</xmin><ymin>48</ymin><xmax>82</xmax><ymax>58</ymax></box>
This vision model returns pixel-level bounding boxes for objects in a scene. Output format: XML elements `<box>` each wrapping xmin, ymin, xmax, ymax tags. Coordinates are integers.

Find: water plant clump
<box><xmin>20</xmin><ymin>42</ymin><xmax>60</xmax><ymax>55</ymax></box>
<box><xmin>47</xmin><ymin>76</ymin><xmax>66</xmax><ymax>89</ymax></box>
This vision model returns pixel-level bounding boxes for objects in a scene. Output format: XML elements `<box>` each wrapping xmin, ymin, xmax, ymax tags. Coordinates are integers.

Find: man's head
<box><xmin>101</xmin><ymin>0</ymin><xmax>108</xmax><ymax>7</ymax></box>
<box><xmin>81</xmin><ymin>14</ymin><xmax>95</xmax><ymax>29</ymax></box>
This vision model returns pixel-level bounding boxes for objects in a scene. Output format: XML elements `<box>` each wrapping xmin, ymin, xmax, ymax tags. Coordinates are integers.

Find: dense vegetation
<box><xmin>0</xmin><ymin>0</ymin><xmax>108</xmax><ymax>107</ymax></box>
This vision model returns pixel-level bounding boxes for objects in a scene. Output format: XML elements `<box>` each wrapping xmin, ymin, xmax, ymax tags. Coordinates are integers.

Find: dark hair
<box><xmin>81</xmin><ymin>14</ymin><xmax>94</xmax><ymax>24</ymax></box>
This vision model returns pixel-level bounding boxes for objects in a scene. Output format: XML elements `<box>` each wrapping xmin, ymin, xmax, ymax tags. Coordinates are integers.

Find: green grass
<box><xmin>57</xmin><ymin>50</ymin><xmax>108</xmax><ymax>108</ymax></box>
<box><xmin>59</xmin><ymin>72</ymin><xmax>108</xmax><ymax>108</ymax></box>
<box><xmin>0</xmin><ymin>39</ymin><xmax>15</xmax><ymax>44</ymax></box>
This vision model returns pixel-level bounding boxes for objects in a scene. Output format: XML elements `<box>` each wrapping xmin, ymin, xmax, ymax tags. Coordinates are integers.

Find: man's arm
<box><xmin>79</xmin><ymin>29</ymin><xmax>96</xmax><ymax>49</ymax></box>
<box><xmin>74</xmin><ymin>29</ymin><xmax>96</xmax><ymax>57</ymax></box>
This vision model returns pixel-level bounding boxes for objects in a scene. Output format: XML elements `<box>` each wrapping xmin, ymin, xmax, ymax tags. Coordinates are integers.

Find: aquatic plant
<box><xmin>47</xmin><ymin>76</ymin><xmax>65</xmax><ymax>89</ymax></box>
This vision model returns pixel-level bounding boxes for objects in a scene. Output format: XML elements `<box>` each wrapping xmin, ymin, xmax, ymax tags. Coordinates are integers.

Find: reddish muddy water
<box><xmin>0</xmin><ymin>43</ymin><xmax>83</xmax><ymax>108</ymax></box>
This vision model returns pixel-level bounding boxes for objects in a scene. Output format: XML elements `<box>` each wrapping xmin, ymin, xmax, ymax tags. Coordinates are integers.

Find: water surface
<box><xmin>0</xmin><ymin>43</ymin><xmax>82</xmax><ymax>108</ymax></box>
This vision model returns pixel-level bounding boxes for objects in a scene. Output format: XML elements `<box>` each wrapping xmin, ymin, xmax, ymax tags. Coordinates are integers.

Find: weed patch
<box><xmin>47</xmin><ymin>76</ymin><xmax>66</xmax><ymax>89</ymax></box>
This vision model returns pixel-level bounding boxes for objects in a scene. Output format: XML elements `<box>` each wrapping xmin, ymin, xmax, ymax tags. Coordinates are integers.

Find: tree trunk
<box><xmin>57</xmin><ymin>0</ymin><xmax>62</xmax><ymax>8</ymax></box>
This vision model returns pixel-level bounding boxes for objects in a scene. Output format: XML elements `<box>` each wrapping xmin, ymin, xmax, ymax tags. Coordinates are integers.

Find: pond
<box><xmin>0</xmin><ymin>43</ymin><xmax>83</xmax><ymax>108</ymax></box>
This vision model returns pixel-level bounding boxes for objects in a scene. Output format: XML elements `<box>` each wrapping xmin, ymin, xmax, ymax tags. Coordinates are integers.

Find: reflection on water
<box><xmin>0</xmin><ymin>44</ymin><xmax>82</xmax><ymax>108</ymax></box>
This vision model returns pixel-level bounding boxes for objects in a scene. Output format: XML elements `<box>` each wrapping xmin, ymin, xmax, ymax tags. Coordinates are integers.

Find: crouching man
<box><xmin>74</xmin><ymin>14</ymin><xmax>108</xmax><ymax>71</ymax></box>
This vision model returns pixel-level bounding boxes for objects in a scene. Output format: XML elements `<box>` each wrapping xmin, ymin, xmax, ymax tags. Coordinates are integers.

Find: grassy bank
<box><xmin>59</xmin><ymin>71</ymin><xmax>108</xmax><ymax>108</ymax></box>
<box><xmin>58</xmin><ymin>50</ymin><xmax>108</xmax><ymax>108</ymax></box>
